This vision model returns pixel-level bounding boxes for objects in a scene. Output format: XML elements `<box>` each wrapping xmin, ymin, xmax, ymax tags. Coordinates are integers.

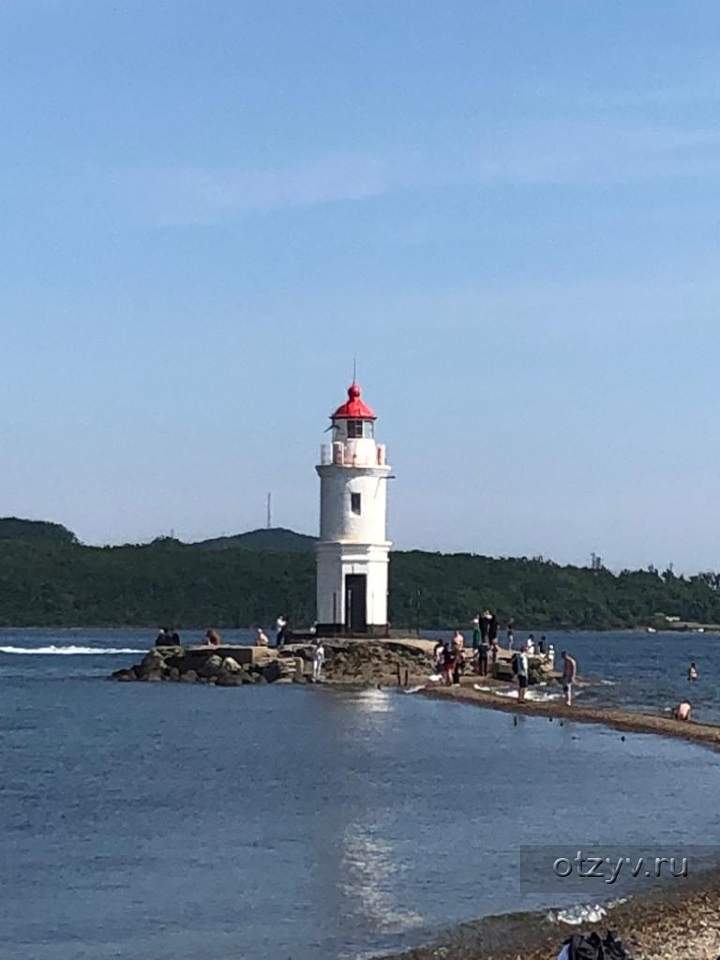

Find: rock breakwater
<box><xmin>110</xmin><ymin>637</ymin><xmax>435</xmax><ymax>687</ymax></box>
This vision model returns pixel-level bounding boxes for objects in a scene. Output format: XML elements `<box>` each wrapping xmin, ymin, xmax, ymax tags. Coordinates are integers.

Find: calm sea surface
<box><xmin>1</xmin><ymin>628</ymin><xmax>719</xmax><ymax>960</ymax></box>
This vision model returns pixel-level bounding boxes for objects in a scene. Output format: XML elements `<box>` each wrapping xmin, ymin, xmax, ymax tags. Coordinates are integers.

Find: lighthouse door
<box><xmin>345</xmin><ymin>575</ymin><xmax>367</xmax><ymax>633</ymax></box>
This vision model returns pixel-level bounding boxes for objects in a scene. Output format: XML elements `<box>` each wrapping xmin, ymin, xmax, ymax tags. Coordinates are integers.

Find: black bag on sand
<box><xmin>561</xmin><ymin>931</ymin><xmax>631</xmax><ymax>960</ymax></box>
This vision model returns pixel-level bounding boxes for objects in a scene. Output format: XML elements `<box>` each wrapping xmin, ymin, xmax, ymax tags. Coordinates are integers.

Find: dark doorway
<box><xmin>345</xmin><ymin>574</ymin><xmax>367</xmax><ymax>633</ymax></box>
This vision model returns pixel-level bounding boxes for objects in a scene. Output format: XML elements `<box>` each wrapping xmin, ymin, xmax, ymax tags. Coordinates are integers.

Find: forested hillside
<box><xmin>1</xmin><ymin>518</ymin><xmax>719</xmax><ymax>629</ymax></box>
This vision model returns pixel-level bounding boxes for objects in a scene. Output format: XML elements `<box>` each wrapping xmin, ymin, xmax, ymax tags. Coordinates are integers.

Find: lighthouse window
<box><xmin>347</xmin><ymin>420</ymin><xmax>374</xmax><ymax>439</ymax></box>
<box><xmin>351</xmin><ymin>493</ymin><xmax>362</xmax><ymax>515</ymax></box>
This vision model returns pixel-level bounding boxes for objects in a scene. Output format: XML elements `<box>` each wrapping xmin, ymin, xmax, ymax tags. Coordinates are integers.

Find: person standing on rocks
<box><xmin>513</xmin><ymin>644</ymin><xmax>529</xmax><ymax>702</ymax></box>
<box><xmin>433</xmin><ymin>639</ymin><xmax>446</xmax><ymax>675</ymax></box>
<box><xmin>561</xmin><ymin>650</ymin><xmax>577</xmax><ymax>706</ymax></box>
<box><xmin>480</xmin><ymin>610</ymin><xmax>491</xmax><ymax>645</ymax></box>
<box><xmin>472</xmin><ymin>616</ymin><xmax>481</xmax><ymax>652</ymax></box>
<box><xmin>442</xmin><ymin>643</ymin><xmax>456</xmax><ymax>686</ymax></box>
<box><xmin>275</xmin><ymin>615</ymin><xmax>288</xmax><ymax>647</ymax></box>
<box><xmin>506</xmin><ymin>618</ymin><xmax>515</xmax><ymax>650</ymax></box>
<box><xmin>478</xmin><ymin>629</ymin><xmax>490</xmax><ymax>677</ymax></box>
<box><xmin>312</xmin><ymin>639</ymin><xmax>325</xmax><ymax>682</ymax></box>
<box><xmin>255</xmin><ymin>627</ymin><xmax>269</xmax><ymax>646</ymax></box>
<box><xmin>488</xmin><ymin>611</ymin><xmax>499</xmax><ymax>673</ymax></box>
<box><xmin>451</xmin><ymin>630</ymin><xmax>465</xmax><ymax>684</ymax></box>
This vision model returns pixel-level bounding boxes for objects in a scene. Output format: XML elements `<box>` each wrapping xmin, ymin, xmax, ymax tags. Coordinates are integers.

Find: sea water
<box><xmin>1</xmin><ymin>628</ymin><xmax>719</xmax><ymax>960</ymax></box>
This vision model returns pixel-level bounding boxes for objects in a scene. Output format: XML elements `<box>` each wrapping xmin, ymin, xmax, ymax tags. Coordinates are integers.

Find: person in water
<box><xmin>561</xmin><ymin>650</ymin><xmax>577</xmax><ymax>706</ymax></box>
<box><xmin>688</xmin><ymin>662</ymin><xmax>699</xmax><ymax>681</ymax></box>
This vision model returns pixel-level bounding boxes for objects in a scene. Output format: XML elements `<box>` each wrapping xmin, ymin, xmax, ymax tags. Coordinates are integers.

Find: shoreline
<box><xmin>418</xmin><ymin>681</ymin><xmax>720</xmax><ymax>750</ymax></box>
<box><xmin>381</xmin><ymin>865</ymin><xmax>720</xmax><ymax>960</ymax></box>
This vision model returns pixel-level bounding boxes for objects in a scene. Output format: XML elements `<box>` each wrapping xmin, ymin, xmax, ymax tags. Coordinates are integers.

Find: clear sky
<box><xmin>2</xmin><ymin>1</ymin><xmax>719</xmax><ymax>571</ymax></box>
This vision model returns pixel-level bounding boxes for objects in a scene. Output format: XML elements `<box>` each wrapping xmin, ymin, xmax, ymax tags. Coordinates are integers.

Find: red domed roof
<box><xmin>331</xmin><ymin>382</ymin><xmax>376</xmax><ymax>420</ymax></box>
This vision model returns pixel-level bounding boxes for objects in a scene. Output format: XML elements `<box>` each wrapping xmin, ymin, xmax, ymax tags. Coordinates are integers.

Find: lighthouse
<box><xmin>315</xmin><ymin>381</ymin><xmax>392</xmax><ymax>636</ymax></box>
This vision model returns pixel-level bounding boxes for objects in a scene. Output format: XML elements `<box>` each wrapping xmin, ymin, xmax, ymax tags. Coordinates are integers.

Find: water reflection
<box><xmin>339</xmin><ymin>826</ymin><xmax>424</xmax><ymax>932</ymax></box>
<box><xmin>343</xmin><ymin>687</ymin><xmax>393</xmax><ymax>714</ymax></box>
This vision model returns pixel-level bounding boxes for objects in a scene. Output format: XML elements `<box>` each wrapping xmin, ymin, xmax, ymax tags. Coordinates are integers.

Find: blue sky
<box><xmin>2</xmin><ymin>1</ymin><xmax>720</xmax><ymax>570</ymax></box>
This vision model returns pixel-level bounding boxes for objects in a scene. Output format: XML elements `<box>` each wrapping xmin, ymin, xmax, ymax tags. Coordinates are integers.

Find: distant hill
<box><xmin>0</xmin><ymin>517</ymin><xmax>76</xmax><ymax>544</ymax></box>
<box><xmin>192</xmin><ymin>527</ymin><xmax>316</xmax><ymax>553</ymax></box>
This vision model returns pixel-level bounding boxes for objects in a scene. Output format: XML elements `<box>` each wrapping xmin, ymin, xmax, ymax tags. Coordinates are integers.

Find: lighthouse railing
<box><xmin>320</xmin><ymin>442</ymin><xmax>386</xmax><ymax>467</ymax></box>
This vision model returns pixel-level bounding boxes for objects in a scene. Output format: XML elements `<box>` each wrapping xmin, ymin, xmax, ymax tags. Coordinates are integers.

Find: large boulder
<box><xmin>221</xmin><ymin>657</ymin><xmax>242</xmax><ymax>674</ymax></box>
<box><xmin>180</xmin><ymin>670</ymin><xmax>198</xmax><ymax>683</ymax></box>
<box><xmin>153</xmin><ymin>645</ymin><xmax>184</xmax><ymax>658</ymax></box>
<box><xmin>111</xmin><ymin>668</ymin><xmax>136</xmax><ymax>682</ymax></box>
<box><xmin>198</xmin><ymin>654</ymin><xmax>224</xmax><ymax>679</ymax></box>
<box><xmin>141</xmin><ymin>649</ymin><xmax>165</xmax><ymax>669</ymax></box>
<box><xmin>216</xmin><ymin>673</ymin><xmax>244</xmax><ymax>687</ymax></box>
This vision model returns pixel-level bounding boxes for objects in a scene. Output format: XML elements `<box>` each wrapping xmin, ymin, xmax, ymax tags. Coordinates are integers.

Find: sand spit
<box><xmin>420</xmin><ymin>683</ymin><xmax>720</xmax><ymax>750</ymax></box>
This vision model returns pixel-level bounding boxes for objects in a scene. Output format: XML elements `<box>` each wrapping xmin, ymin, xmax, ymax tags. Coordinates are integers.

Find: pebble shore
<box><xmin>383</xmin><ymin>869</ymin><xmax>720</xmax><ymax>959</ymax></box>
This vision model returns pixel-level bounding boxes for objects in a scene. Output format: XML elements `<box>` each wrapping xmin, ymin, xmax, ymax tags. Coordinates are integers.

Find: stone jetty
<box><xmin>110</xmin><ymin>637</ymin><xmax>436</xmax><ymax>687</ymax></box>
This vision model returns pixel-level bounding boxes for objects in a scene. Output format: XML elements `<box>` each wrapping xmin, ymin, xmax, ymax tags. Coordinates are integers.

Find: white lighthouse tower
<box><xmin>315</xmin><ymin>381</ymin><xmax>391</xmax><ymax>635</ymax></box>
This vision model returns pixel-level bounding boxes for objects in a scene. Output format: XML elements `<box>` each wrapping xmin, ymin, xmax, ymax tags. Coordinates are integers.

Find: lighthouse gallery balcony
<box><xmin>320</xmin><ymin>440</ymin><xmax>387</xmax><ymax>468</ymax></box>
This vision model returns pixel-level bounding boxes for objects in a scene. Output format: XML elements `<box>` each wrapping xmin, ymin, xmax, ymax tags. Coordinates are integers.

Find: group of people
<box><xmin>198</xmin><ymin>621</ymin><xmax>326</xmax><ymax>681</ymax></box>
<box><xmin>432</xmin><ymin>615</ymin><xmax>577</xmax><ymax>706</ymax></box>
<box><xmin>433</xmin><ymin>630</ymin><xmax>467</xmax><ymax>685</ymax></box>
<box><xmin>244</xmin><ymin>618</ymin><xmax>289</xmax><ymax>648</ymax></box>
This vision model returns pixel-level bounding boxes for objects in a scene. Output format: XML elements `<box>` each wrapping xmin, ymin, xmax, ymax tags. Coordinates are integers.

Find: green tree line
<box><xmin>1</xmin><ymin>519</ymin><xmax>719</xmax><ymax>629</ymax></box>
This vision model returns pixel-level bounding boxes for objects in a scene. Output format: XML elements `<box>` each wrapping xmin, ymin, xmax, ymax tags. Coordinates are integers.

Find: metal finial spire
<box><xmin>352</xmin><ymin>356</ymin><xmax>357</xmax><ymax>383</ymax></box>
